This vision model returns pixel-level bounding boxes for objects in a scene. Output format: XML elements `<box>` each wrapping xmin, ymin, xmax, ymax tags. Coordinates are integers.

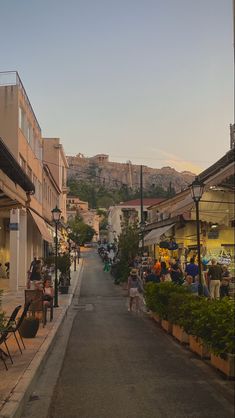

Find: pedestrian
<box><xmin>207</xmin><ymin>258</ymin><xmax>222</xmax><ymax>299</ymax></box>
<box><xmin>5</xmin><ymin>262</ymin><xmax>10</xmax><ymax>279</ymax></box>
<box><xmin>0</xmin><ymin>263</ymin><xmax>6</xmax><ymax>278</ymax></box>
<box><xmin>42</xmin><ymin>278</ymin><xmax>54</xmax><ymax>306</ymax></box>
<box><xmin>183</xmin><ymin>275</ymin><xmax>210</xmax><ymax>297</ymax></box>
<box><xmin>127</xmin><ymin>268</ymin><xmax>142</xmax><ymax>312</ymax></box>
<box><xmin>103</xmin><ymin>252</ymin><xmax>110</xmax><ymax>272</ymax></box>
<box><xmin>185</xmin><ymin>258</ymin><xmax>199</xmax><ymax>282</ymax></box>
<box><xmin>160</xmin><ymin>261</ymin><xmax>171</xmax><ymax>282</ymax></box>
<box><xmin>145</xmin><ymin>268</ymin><xmax>160</xmax><ymax>283</ymax></box>
<box><xmin>220</xmin><ymin>265</ymin><xmax>231</xmax><ymax>298</ymax></box>
<box><xmin>153</xmin><ymin>259</ymin><xmax>161</xmax><ymax>278</ymax></box>
<box><xmin>169</xmin><ymin>259</ymin><xmax>183</xmax><ymax>285</ymax></box>
<box><xmin>29</xmin><ymin>259</ymin><xmax>43</xmax><ymax>289</ymax></box>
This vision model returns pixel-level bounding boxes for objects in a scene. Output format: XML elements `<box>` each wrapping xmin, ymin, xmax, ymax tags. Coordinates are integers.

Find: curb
<box><xmin>0</xmin><ymin>260</ymin><xmax>84</xmax><ymax>418</ymax></box>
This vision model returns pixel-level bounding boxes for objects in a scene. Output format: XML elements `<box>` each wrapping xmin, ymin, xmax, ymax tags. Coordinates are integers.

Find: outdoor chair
<box><xmin>25</xmin><ymin>290</ymin><xmax>53</xmax><ymax>327</ymax></box>
<box><xmin>0</xmin><ymin>305</ymin><xmax>22</xmax><ymax>370</ymax></box>
<box><xmin>7</xmin><ymin>302</ymin><xmax>31</xmax><ymax>354</ymax></box>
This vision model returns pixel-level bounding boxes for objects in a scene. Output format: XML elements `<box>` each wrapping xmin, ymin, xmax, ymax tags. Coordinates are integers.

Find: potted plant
<box><xmin>58</xmin><ymin>254</ymin><xmax>71</xmax><ymax>294</ymax></box>
<box><xmin>167</xmin><ymin>292</ymin><xmax>190</xmax><ymax>344</ymax></box>
<box><xmin>178</xmin><ymin>296</ymin><xmax>211</xmax><ymax>358</ymax></box>
<box><xmin>19</xmin><ymin>296</ymin><xmax>40</xmax><ymax>339</ymax></box>
<box><xmin>144</xmin><ymin>282</ymin><xmax>182</xmax><ymax>333</ymax></box>
<box><xmin>198</xmin><ymin>298</ymin><xmax>235</xmax><ymax>377</ymax></box>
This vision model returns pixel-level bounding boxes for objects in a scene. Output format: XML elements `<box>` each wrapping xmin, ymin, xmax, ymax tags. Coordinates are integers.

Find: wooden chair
<box><xmin>24</xmin><ymin>290</ymin><xmax>53</xmax><ymax>327</ymax></box>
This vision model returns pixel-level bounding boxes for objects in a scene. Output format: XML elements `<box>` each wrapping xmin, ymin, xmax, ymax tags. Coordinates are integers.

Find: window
<box><xmin>27</xmin><ymin>166</ymin><xmax>32</xmax><ymax>181</ymax></box>
<box><xmin>19</xmin><ymin>154</ymin><xmax>26</xmax><ymax>171</ymax></box>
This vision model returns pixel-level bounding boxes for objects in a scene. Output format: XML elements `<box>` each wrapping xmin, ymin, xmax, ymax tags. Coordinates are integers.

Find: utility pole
<box><xmin>140</xmin><ymin>165</ymin><xmax>144</xmax><ymax>252</ymax></box>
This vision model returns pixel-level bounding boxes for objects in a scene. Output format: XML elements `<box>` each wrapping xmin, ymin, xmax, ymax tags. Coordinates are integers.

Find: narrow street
<box><xmin>49</xmin><ymin>251</ymin><xmax>234</xmax><ymax>418</ymax></box>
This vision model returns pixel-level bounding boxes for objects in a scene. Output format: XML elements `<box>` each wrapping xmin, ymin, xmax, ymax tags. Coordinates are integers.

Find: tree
<box><xmin>116</xmin><ymin>221</ymin><xmax>140</xmax><ymax>282</ymax></box>
<box><xmin>69</xmin><ymin>215</ymin><xmax>95</xmax><ymax>245</ymax></box>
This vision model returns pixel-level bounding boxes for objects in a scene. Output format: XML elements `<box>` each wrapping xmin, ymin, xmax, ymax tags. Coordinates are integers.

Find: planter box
<box><xmin>151</xmin><ymin>313</ymin><xmax>161</xmax><ymax>323</ymax></box>
<box><xmin>161</xmin><ymin>319</ymin><xmax>172</xmax><ymax>333</ymax></box>
<box><xmin>172</xmin><ymin>324</ymin><xmax>189</xmax><ymax>344</ymax></box>
<box><xmin>189</xmin><ymin>335</ymin><xmax>210</xmax><ymax>359</ymax></box>
<box><xmin>210</xmin><ymin>353</ymin><xmax>235</xmax><ymax>378</ymax></box>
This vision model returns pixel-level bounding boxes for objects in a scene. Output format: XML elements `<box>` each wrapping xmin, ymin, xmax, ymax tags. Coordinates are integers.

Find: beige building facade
<box><xmin>0</xmin><ymin>71</ymin><xmax>68</xmax><ymax>290</ymax></box>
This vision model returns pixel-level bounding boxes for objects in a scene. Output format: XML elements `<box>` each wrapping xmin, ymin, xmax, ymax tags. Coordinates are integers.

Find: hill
<box><xmin>66</xmin><ymin>153</ymin><xmax>195</xmax><ymax>208</ymax></box>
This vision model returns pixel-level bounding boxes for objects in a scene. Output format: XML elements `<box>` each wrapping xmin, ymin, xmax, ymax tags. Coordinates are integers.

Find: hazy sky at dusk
<box><xmin>0</xmin><ymin>0</ymin><xmax>233</xmax><ymax>173</ymax></box>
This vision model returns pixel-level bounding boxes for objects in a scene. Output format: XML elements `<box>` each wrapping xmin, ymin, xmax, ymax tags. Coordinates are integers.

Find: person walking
<box><xmin>127</xmin><ymin>269</ymin><xmax>142</xmax><ymax>312</ymax></box>
<box><xmin>207</xmin><ymin>258</ymin><xmax>222</xmax><ymax>299</ymax></box>
<box><xmin>103</xmin><ymin>252</ymin><xmax>110</xmax><ymax>272</ymax></box>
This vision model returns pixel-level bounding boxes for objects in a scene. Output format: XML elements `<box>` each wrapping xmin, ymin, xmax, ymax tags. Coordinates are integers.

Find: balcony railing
<box><xmin>0</xmin><ymin>71</ymin><xmax>41</xmax><ymax>133</ymax></box>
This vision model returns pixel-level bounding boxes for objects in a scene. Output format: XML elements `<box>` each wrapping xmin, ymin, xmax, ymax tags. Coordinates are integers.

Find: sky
<box><xmin>0</xmin><ymin>0</ymin><xmax>233</xmax><ymax>174</ymax></box>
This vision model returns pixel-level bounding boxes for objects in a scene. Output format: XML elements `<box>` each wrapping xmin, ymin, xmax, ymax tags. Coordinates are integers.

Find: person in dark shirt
<box><xmin>185</xmin><ymin>258</ymin><xmax>199</xmax><ymax>282</ymax></box>
<box><xmin>208</xmin><ymin>259</ymin><xmax>222</xmax><ymax>299</ymax></box>
<box><xmin>145</xmin><ymin>268</ymin><xmax>160</xmax><ymax>283</ymax></box>
<box><xmin>170</xmin><ymin>260</ymin><xmax>183</xmax><ymax>285</ymax></box>
<box><xmin>220</xmin><ymin>265</ymin><xmax>230</xmax><ymax>298</ymax></box>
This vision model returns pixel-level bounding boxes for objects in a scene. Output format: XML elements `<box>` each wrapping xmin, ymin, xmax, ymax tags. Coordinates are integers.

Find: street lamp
<box><xmin>139</xmin><ymin>222</ymin><xmax>146</xmax><ymax>254</ymax></box>
<box><xmin>190</xmin><ymin>176</ymin><xmax>204</xmax><ymax>295</ymax></box>
<box><xmin>51</xmin><ymin>205</ymin><xmax>62</xmax><ymax>307</ymax></box>
<box><xmin>67</xmin><ymin>227</ymin><xmax>72</xmax><ymax>282</ymax></box>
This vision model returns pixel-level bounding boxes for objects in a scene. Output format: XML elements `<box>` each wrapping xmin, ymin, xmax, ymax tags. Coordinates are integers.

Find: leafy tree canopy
<box><xmin>67</xmin><ymin>178</ymin><xmax>175</xmax><ymax>209</ymax></box>
<box><xmin>68</xmin><ymin>215</ymin><xmax>95</xmax><ymax>245</ymax></box>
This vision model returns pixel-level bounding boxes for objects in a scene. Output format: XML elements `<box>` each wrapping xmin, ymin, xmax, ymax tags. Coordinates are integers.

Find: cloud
<box><xmin>150</xmin><ymin>148</ymin><xmax>204</xmax><ymax>174</ymax></box>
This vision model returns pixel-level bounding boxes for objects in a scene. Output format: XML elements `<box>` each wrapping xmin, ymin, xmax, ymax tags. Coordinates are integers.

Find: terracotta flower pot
<box><xmin>210</xmin><ymin>353</ymin><xmax>235</xmax><ymax>378</ymax></box>
<box><xmin>151</xmin><ymin>313</ymin><xmax>161</xmax><ymax>323</ymax></box>
<box><xmin>172</xmin><ymin>324</ymin><xmax>189</xmax><ymax>344</ymax></box>
<box><xmin>189</xmin><ymin>335</ymin><xmax>210</xmax><ymax>359</ymax></box>
<box><xmin>161</xmin><ymin>319</ymin><xmax>172</xmax><ymax>333</ymax></box>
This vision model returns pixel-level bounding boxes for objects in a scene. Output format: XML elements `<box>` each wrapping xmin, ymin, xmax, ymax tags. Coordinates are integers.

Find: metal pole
<box><xmin>195</xmin><ymin>201</ymin><xmax>203</xmax><ymax>296</ymax></box>
<box><xmin>68</xmin><ymin>240</ymin><xmax>71</xmax><ymax>282</ymax></box>
<box><xmin>74</xmin><ymin>250</ymin><xmax>77</xmax><ymax>271</ymax></box>
<box><xmin>54</xmin><ymin>221</ymin><xmax>59</xmax><ymax>307</ymax></box>
<box><xmin>140</xmin><ymin>165</ymin><xmax>144</xmax><ymax>252</ymax></box>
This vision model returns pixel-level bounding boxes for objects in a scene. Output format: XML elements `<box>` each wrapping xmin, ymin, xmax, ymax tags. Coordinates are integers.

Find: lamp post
<box><xmin>190</xmin><ymin>177</ymin><xmax>204</xmax><ymax>296</ymax></box>
<box><xmin>67</xmin><ymin>227</ymin><xmax>72</xmax><ymax>283</ymax></box>
<box><xmin>140</xmin><ymin>222</ymin><xmax>145</xmax><ymax>254</ymax></box>
<box><xmin>51</xmin><ymin>206</ymin><xmax>62</xmax><ymax>307</ymax></box>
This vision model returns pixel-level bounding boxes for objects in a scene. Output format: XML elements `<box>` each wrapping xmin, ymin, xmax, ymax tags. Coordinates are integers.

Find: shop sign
<box><xmin>9</xmin><ymin>223</ymin><xmax>19</xmax><ymax>231</ymax></box>
<box><xmin>159</xmin><ymin>241</ymin><xmax>178</xmax><ymax>250</ymax></box>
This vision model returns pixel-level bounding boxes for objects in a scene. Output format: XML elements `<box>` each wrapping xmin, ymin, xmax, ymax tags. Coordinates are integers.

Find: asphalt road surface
<box><xmin>49</xmin><ymin>251</ymin><xmax>234</xmax><ymax>418</ymax></box>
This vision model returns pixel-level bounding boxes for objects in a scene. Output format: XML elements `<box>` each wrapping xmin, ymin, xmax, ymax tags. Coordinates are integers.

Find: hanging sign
<box><xmin>9</xmin><ymin>223</ymin><xmax>19</xmax><ymax>231</ymax></box>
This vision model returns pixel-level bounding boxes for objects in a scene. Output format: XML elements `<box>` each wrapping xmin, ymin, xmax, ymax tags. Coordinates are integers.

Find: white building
<box><xmin>107</xmin><ymin>199</ymin><xmax>164</xmax><ymax>243</ymax></box>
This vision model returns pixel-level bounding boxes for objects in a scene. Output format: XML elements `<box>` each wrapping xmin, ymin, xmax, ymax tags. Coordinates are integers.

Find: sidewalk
<box><xmin>0</xmin><ymin>259</ymin><xmax>84</xmax><ymax>418</ymax></box>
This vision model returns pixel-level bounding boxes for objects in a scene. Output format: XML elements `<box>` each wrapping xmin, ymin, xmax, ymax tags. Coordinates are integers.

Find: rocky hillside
<box><xmin>67</xmin><ymin>153</ymin><xmax>195</xmax><ymax>193</ymax></box>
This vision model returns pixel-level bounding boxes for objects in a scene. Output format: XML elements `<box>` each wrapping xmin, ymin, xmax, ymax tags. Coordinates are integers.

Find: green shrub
<box><xmin>57</xmin><ymin>253</ymin><xmax>71</xmax><ymax>274</ymax></box>
<box><xmin>194</xmin><ymin>298</ymin><xmax>235</xmax><ymax>356</ymax></box>
<box><xmin>145</xmin><ymin>282</ymin><xmax>187</xmax><ymax>320</ymax></box>
<box><xmin>167</xmin><ymin>291</ymin><xmax>191</xmax><ymax>325</ymax></box>
<box><xmin>177</xmin><ymin>295</ymin><xmax>207</xmax><ymax>336</ymax></box>
<box><xmin>145</xmin><ymin>282</ymin><xmax>235</xmax><ymax>356</ymax></box>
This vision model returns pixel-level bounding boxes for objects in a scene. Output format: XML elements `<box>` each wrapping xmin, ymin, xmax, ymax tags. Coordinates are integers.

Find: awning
<box><xmin>29</xmin><ymin>209</ymin><xmax>54</xmax><ymax>243</ymax></box>
<box><xmin>0</xmin><ymin>137</ymin><xmax>35</xmax><ymax>193</ymax></box>
<box><xmin>191</xmin><ymin>190</ymin><xmax>235</xmax><ymax>225</ymax></box>
<box><xmin>144</xmin><ymin>224</ymin><xmax>175</xmax><ymax>246</ymax></box>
